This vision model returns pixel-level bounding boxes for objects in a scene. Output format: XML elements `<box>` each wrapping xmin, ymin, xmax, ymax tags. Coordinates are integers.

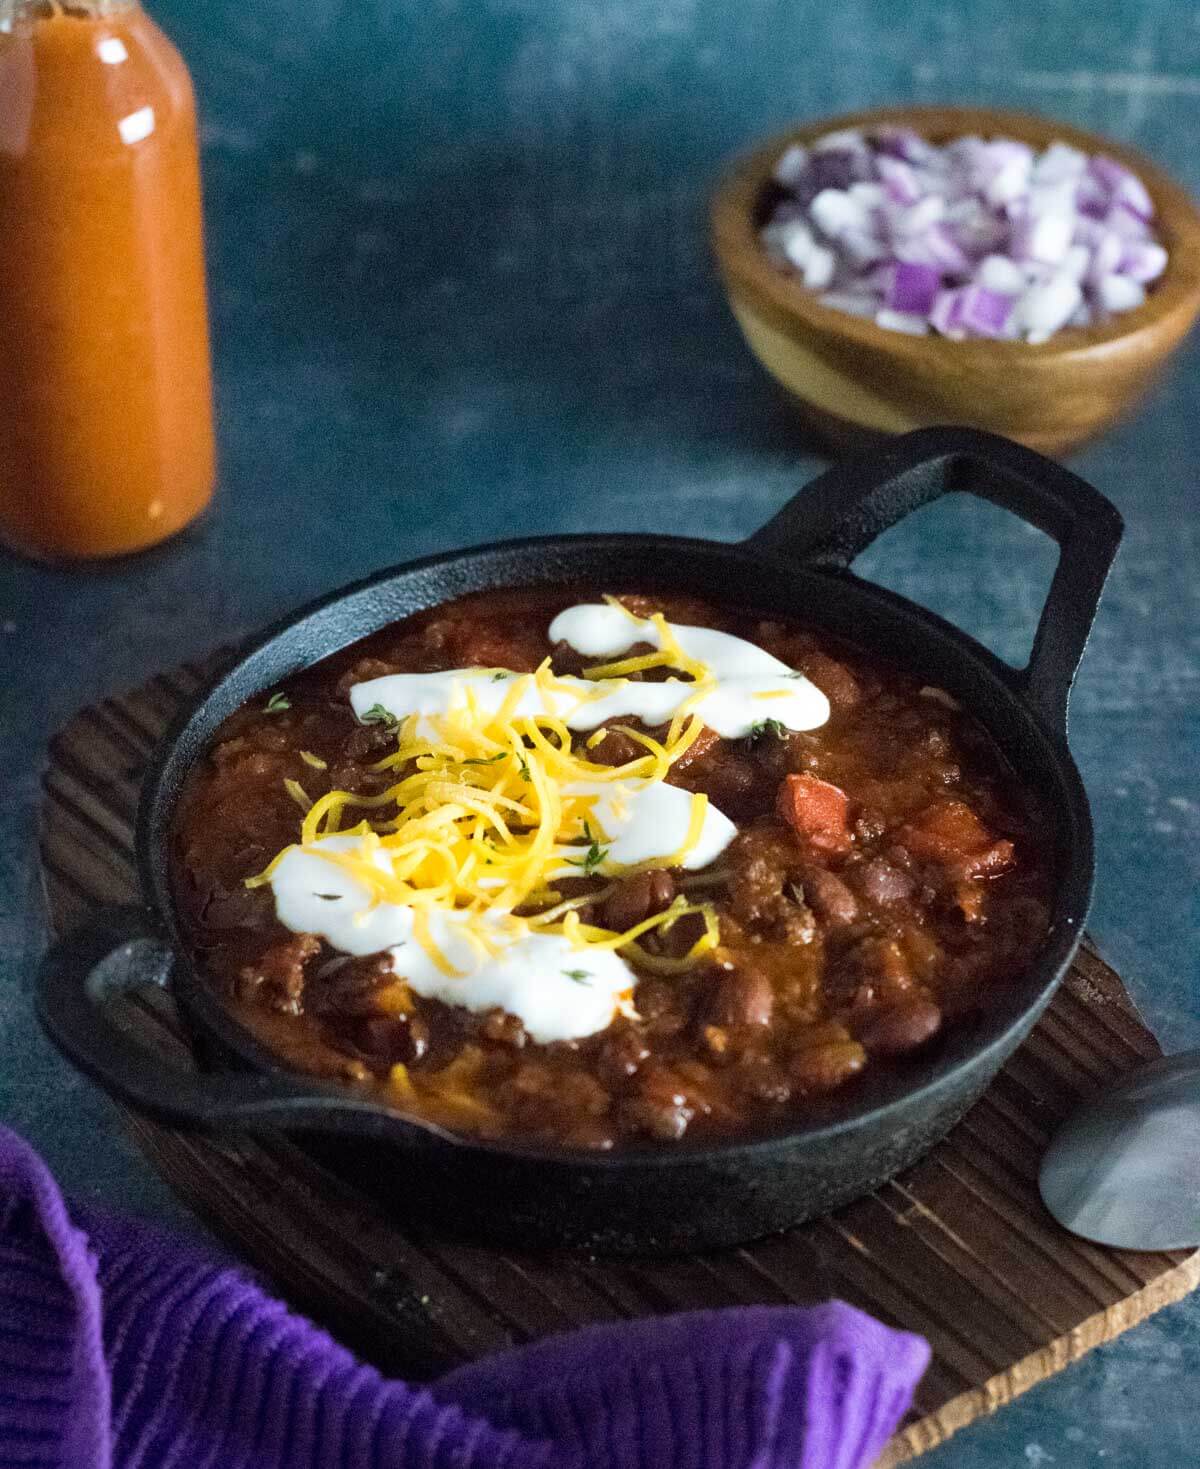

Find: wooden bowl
<box><xmin>711</xmin><ymin>104</ymin><xmax>1200</xmax><ymax>456</ymax></box>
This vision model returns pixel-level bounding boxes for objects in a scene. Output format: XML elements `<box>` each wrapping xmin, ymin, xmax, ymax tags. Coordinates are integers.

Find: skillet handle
<box><xmin>745</xmin><ymin>426</ymin><xmax>1123</xmax><ymax>734</ymax></box>
<box><xmin>36</xmin><ymin>906</ymin><xmax>431</xmax><ymax>1142</ymax></box>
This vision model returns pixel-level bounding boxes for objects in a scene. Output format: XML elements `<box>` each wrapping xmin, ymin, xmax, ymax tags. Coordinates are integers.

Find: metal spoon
<box><xmin>1039</xmin><ymin>1050</ymin><xmax>1200</xmax><ymax>1251</ymax></box>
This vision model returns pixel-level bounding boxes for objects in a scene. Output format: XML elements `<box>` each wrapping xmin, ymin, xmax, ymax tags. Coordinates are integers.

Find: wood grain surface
<box><xmin>37</xmin><ymin>661</ymin><xmax>1200</xmax><ymax>1467</ymax></box>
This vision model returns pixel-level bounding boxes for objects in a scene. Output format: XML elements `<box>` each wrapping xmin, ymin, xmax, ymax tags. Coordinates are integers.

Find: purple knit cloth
<box><xmin>0</xmin><ymin>1127</ymin><xmax>929</xmax><ymax>1469</ymax></box>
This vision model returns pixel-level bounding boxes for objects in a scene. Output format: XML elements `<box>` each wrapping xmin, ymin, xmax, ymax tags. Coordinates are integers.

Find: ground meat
<box><xmin>335</xmin><ymin>657</ymin><xmax>396</xmax><ymax>697</ymax></box>
<box><xmin>796</xmin><ymin>651</ymin><xmax>861</xmax><ymax>711</ymax></box>
<box><xmin>236</xmin><ymin>933</ymin><xmax>321</xmax><ymax>1015</ymax></box>
<box><xmin>724</xmin><ymin>826</ymin><xmax>796</xmax><ymax>927</ymax></box>
<box><xmin>855</xmin><ymin>998</ymin><xmax>943</xmax><ymax>1056</ymax></box>
<box><xmin>854</xmin><ymin>858</ymin><xmax>914</xmax><ymax>906</ymax></box>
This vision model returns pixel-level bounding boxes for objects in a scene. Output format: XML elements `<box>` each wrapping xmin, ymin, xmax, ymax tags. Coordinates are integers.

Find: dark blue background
<box><xmin>2</xmin><ymin>1</ymin><xmax>1197</xmax><ymax>1461</ymax></box>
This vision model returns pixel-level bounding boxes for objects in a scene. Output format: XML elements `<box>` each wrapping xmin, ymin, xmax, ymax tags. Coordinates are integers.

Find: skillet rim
<box><xmin>134</xmin><ymin>529</ymin><xmax>1093</xmax><ymax>1169</ymax></box>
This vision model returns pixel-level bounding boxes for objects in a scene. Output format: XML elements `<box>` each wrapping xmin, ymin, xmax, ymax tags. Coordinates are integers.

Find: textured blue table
<box><xmin>2</xmin><ymin>0</ymin><xmax>1198</xmax><ymax>1462</ymax></box>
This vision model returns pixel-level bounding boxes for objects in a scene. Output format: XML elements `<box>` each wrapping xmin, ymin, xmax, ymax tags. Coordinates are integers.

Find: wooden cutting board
<box><xmin>38</xmin><ymin>657</ymin><xmax>1200</xmax><ymax>1466</ymax></box>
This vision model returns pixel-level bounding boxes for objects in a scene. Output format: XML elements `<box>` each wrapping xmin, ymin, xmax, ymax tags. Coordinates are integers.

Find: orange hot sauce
<box><xmin>0</xmin><ymin>1</ymin><xmax>215</xmax><ymax>561</ymax></box>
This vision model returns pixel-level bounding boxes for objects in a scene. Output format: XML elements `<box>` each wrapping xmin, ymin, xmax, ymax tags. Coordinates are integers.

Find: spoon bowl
<box><xmin>1039</xmin><ymin>1049</ymin><xmax>1200</xmax><ymax>1252</ymax></box>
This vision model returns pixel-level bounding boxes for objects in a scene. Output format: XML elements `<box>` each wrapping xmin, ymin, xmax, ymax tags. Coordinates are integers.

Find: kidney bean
<box><xmin>353</xmin><ymin>1012</ymin><xmax>430</xmax><ymax>1065</ymax></box>
<box><xmin>746</xmin><ymin>1067</ymin><xmax>793</xmax><ymax>1104</ymax></box>
<box><xmin>853</xmin><ymin>809</ymin><xmax>887</xmax><ymax>844</ymax></box>
<box><xmin>697</xmin><ymin>753</ymin><xmax>760</xmax><ymax>816</ymax></box>
<box><xmin>623</xmin><ymin>1065</ymin><xmax>695</xmax><ymax>1140</ymax></box>
<box><xmin>748</xmin><ymin>728</ymin><xmax>817</xmax><ymax>782</ymax></box>
<box><xmin>708</xmin><ymin>962</ymin><xmax>774</xmax><ymax>1028</ymax></box>
<box><xmin>848</xmin><ymin>935</ymin><xmax>914</xmax><ymax>998</ymax></box>
<box><xmin>635</xmin><ymin>978</ymin><xmax>679</xmax><ymax>1022</ymax></box>
<box><xmin>797</xmin><ymin>866</ymin><xmax>859</xmax><ymax>926</ymax></box>
<box><xmin>790</xmin><ymin>1039</ymin><xmax>866</xmax><ymax>1093</ymax></box>
<box><xmin>600</xmin><ymin>869</ymin><xmax>676</xmax><ymax>932</ymax></box>
<box><xmin>855</xmin><ymin>998</ymin><xmax>943</xmax><ymax>1056</ymax></box>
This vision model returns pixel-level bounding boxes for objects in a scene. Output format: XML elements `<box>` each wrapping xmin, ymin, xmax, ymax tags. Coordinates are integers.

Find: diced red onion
<box><xmin>975</xmin><ymin>140</ymin><xmax>1034</xmax><ymax>207</ymax></box>
<box><xmin>929</xmin><ymin>288</ymin><xmax>967</xmax><ymax>338</ymax></box>
<box><xmin>1061</xmin><ymin>244</ymin><xmax>1092</xmax><ymax>282</ymax></box>
<box><xmin>874</xmin><ymin>125</ymin><xmax>935</xmax><ymax>164</ymax></box>
<box><xmin>780</xmin><ymin>225</ymin><xmax>816</xmax><ymax>271</ymax></box>
<box><xmin>803</xmin><ymin>245</ymin><xmax>836</xmax><ymax>290</ymax></box>
<box><xmin>1120</xmin><ymin>240</ymin><xmax>1168</xmax><ymax>283</ymax></box>
<box><xmin>1086</xmin><ymin>230</ymin><xmax>1124</xmax><ymax>283</ymax></box>
<box><xmin>1033</xmin><ymin>141</ymin><xmax>1088</xmax><ymax>184</ymax></box>
<box><xmin>1096</xmin><ymin>274</ymin><xmax>1146</xmax><ymax>313</ymax></box>
<box><xmin>1011</xmin><ymin>209</ymin><xmax>1074</xmax><ymax>266</ymax></box>
<box><xmin>875</xmin><ymin>308</ymin><xmax>929</xmax><ymax>335</ymax></box>
<box><xmin>807</xmin><ymin>150</ymin><xmax>862</xmax><ymax>194</ymax></box>
<box><xmin>1016</xmin><ymin>274</ymin><xmax>1082</xmax><ymax>342</ymax></box>
<box><xmin>760</xmin><ymin>126</ymin><xmax>1168</xmax><ymax>342</ymax></box>
<box><xmin>1089</xmin><ymin>155</ymin><xmax>1155</xmax><ymax>220</ymax></box>
<box><xmin>848</xmin><ymin>181</ymin><xmax>886</xmax><ymax>211</ymax></box>
<box><xmin>886</xmin><ymin>261</ymin><xmax>941</xmax><ymax>316</ymax></box>
<box><xmin>840</xmin><ymin>227</ymin><xmax>889</xmax><ymax>267</ymax></box>
<box><xmin>1107</xmin><ymin>204</ymin><xmax>1154</xmax><ymax>244</ymax></box>
<box><xmin>877</xmin><ymin>156</ymin><xmax>922</xmax><ymax>206</ymax></box>
<box><xmin>813</xmin><ymin>128</ymin><xmax>869</xmax><ymax>157</ymax></box>
<box><xmin>818</xmin><ymin>290</ymin><xmax>878</xmax><ymax>318</ymax></box>
<box><xmin>924</xmin><ymin>223</ymin><xmax>972</xmax><ymax>272</ymax></box>
<box><xmin>956</xmin><ymin>285</ymin><xmax>1015</xmax><ymax>337</ymax></box>
<box><xmin>976</xmin><ymin>254</ymin><xmax>1026</xmax><ymax>294</ymax></box>
<box><xmin>773</xmin><ymin>144</ymin><xmax>810</xmax><ymax>188</ymax></box>
<box><xmin>896</xmin><ymin>194</ymin><xmax>944</xmax><ymax>234</ymax></box>
<box><xmin>809</xmin><ymin>188</ymin><xmax>867</xmax><ymax>239</ymax></box>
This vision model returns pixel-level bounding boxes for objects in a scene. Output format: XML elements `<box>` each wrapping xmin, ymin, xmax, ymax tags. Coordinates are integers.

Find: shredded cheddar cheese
<box><xmin>250</xmin><ymin>643</ymin><xmax>723</xmax><ymax>974</ymax></box>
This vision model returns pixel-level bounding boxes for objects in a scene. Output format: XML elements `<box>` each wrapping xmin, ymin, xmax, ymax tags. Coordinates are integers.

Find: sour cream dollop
<box><xmin>350</xmin><ymin>604</ymin><xmax>830</xmax><ymax>740</ymax></box>
<box><xmin>561</xmin><ymin>779</ymin><xmax>736</xmax><ymax>873</ymax></box>
<box><xmin>270</xmin><ymin>838</ymin><xmax>636</xmax><ymax>1043</ymax></box>
<box><xmin>267</xmin><ymin>603</ymin><xmax>823</xmax><ymax>1042</ymax></box>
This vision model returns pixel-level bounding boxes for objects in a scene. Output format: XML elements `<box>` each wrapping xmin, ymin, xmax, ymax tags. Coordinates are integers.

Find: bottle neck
<box><xmin>1</xmin><ymin>0</ymin><xmax>138</xmax><ymax>30</ymax></box>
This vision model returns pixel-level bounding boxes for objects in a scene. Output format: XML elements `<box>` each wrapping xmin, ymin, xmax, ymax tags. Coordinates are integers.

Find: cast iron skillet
<box><xmin>37</xmin><ymin>427</ymin><xmax>1122</xmax><ymax>1254</ymax></box>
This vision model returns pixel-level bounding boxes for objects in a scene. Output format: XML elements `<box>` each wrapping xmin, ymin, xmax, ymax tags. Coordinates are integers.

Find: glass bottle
<box><xmin>0</xmin><ymin>0</ymin><xmax>215</xmax><ymax>560</ymax></box>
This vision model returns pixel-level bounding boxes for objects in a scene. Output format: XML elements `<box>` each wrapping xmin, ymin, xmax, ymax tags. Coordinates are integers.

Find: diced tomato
<box><xmin>776</xmin><ymin>773</ymin><xmax>851</xmax><ymax>852</ymax></box>
<box><xmin>898</xmin><ymin>800</ymin><xmax>1014</xmax><ymax>879</ymax></box>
